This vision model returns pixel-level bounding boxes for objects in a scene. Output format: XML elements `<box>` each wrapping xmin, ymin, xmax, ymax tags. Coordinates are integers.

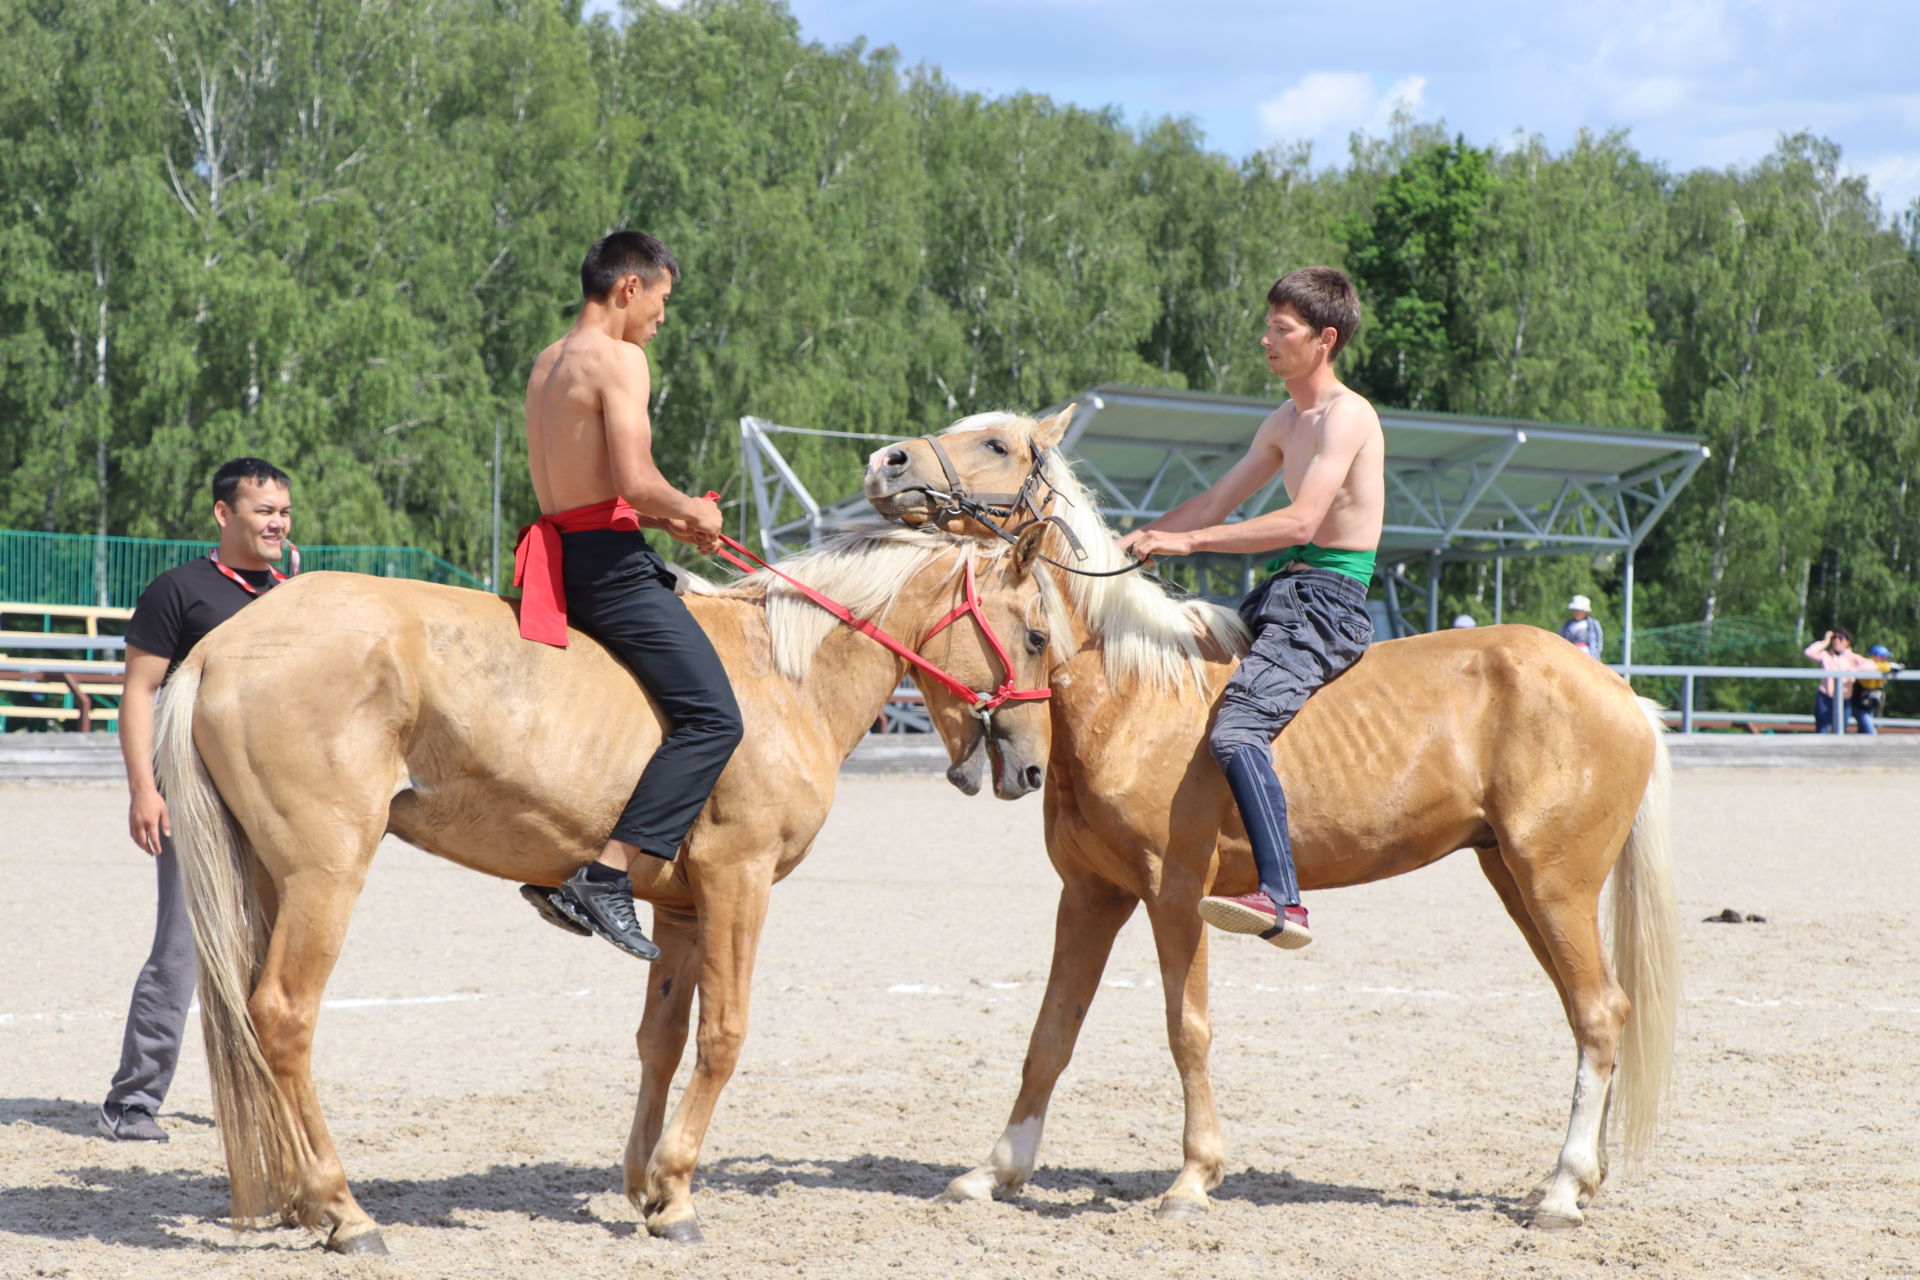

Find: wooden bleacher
<box><xmin>1</xmin><ymin>603</ymin><xmax>131</xmax><ymax>733</ymax></box>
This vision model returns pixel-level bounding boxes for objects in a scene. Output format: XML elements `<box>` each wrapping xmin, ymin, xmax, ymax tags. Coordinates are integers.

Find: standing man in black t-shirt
<box><xmin>96</xmin><ymin>457</ymin><xmax>294</xmax><ymax>1142</ymax></box>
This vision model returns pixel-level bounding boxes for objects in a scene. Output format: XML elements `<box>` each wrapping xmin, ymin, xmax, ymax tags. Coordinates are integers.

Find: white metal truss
<box><xmin>741</xmin><ymin>387</ymin><xmax>1708</xmax><ymax>660</ymax></box>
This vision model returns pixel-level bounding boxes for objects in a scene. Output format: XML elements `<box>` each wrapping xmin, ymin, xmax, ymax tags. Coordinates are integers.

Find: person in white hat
<box><xmin>1560</xmin><ymin>594</ymin><xmax>1603</xmax><ymax>658</ymax></box>
<box><xmin>1451</xmin><ymin>614</ymin><xmax>1477</xmax><ymax>628</ymax></box>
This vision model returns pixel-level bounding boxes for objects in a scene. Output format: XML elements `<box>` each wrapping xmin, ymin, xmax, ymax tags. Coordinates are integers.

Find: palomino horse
<box><xmin>157</xmin><ymin>527</ymin><xmax>1063</xmax><ymax>1253</ymax></box>
<box><xmin>862</xmin><ymin>409</ymin><xmax>1678</xmax><ymax>1230</ymax></box>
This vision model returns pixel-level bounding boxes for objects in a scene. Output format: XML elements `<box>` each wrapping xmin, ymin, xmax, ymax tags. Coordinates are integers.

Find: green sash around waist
<box><xmin>1264</xmin><ymin>542</ymin><xmax>1376</xmax><ymax>587</ymax></box>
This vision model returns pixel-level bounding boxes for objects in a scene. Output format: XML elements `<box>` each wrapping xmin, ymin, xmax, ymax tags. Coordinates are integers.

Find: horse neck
<box><xmin>801</xmin><ymin>616</ymin><xmax>915</xmax><ymax>745</ymax></box>
<box><xmin>1040</xmin><ymin>562</ymin><xmax>1226</xmax><ymax>746</ymax></box>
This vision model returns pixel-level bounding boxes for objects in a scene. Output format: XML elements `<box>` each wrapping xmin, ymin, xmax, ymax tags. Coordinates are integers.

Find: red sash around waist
<box><xmin>512</xmin><ymin>497</ymin><xmax>641</xmax><ymax>647</ymax></box>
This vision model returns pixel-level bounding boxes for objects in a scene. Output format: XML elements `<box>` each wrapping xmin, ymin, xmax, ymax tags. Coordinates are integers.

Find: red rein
<box><xmin>699</xmin><ymin>499</ymin><xmax>1048</xmax><ymax>716</ymax></box>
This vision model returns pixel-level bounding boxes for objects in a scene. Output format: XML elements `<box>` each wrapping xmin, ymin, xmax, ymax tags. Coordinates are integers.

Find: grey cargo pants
<box><xmin>1208</xmin><ymin>565</ymin><xmax>1373</xmax><ymax>908</ymax></box>
<box><xmin>104</xmin><ymin>837</ymin><xmax>195</xmax><ymax>1114</ymax></box>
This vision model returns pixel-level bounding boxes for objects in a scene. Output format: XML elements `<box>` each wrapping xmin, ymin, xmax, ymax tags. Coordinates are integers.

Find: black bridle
<box><xmin>906</xmin><ymin>434</ymin><xmax>1151</xmax><ymax>580</ymax></box>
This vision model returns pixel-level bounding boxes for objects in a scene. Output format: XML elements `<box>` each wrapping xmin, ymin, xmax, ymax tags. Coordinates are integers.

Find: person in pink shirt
<box><xmin>1804</xmin><ymin>628</ymin><xmax>1879</xmax><ymax>733</ymax></box>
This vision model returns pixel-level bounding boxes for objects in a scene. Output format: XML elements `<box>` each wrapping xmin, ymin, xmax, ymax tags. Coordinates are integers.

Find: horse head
<box><xmin>906</xmin><ymin>526</ymin><xmax>1062</xmax><ymax>801</ymax></box>
<box><xmin>864</xmin><ymin>406</ymin><xmax>1074</xmax><ymax>536</ymax></box>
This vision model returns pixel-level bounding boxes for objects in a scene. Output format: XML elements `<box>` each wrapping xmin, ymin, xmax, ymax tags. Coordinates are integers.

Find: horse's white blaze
<box><xmin>1538</xmin><ymin>1051</ymin><xmax>1610</xmax><ymax>1222</ymax></box>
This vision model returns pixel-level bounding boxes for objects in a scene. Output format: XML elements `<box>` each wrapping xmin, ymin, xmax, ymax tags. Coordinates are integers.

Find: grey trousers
<box><xmin>1208</xmin><ymin>566</ymin><xmax>1373</xmax><ymax>764</ymax></box>
<box><xmin>104</xmin><ymin>837</ymin><xmax>195</xmax><ymax>1114</ymax></box>
<box><xmin>1207</xmin><ymin>566</ymin><xmax>1373</xmax><ymax>910</ymax></box>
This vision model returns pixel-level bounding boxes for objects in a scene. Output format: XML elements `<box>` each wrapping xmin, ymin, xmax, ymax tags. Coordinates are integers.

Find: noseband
<box><xmin>905</xmin><ymin>435</ymin><xmax>1148</xmax><ymax>580</ymax></box>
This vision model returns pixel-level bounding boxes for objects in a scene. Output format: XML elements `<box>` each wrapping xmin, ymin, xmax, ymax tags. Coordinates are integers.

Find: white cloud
<box><xmin>1610</xmin><ymin>76</ymin><xmax>1693</xmax><ymax>118</ymax></box>
<box><xmin>1856</xmin><ymin>153</ymin><xmax>1920</xmax><ymax>215</ymax></box>
<box><xmin>1256</xmin><ymin>72</ymin><xmax>1428</xmax><ymax>160</ymax></box>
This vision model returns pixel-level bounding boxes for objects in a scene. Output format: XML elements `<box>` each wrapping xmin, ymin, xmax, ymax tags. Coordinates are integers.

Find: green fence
<box><xmin>0</xmin><ymin>528</ymin><xmax>486</xmax><ymax>610</ymax></box>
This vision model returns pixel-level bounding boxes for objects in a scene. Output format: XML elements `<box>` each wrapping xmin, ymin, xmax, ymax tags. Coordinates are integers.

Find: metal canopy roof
<box><xmin>739</xmin><ymin>384</ymin><xmax>1707</xmax><ymax>653</ymax></box>
<box><xmin>1061</xmin><ymin>385</ymin><xmax>1709</xmax><ymax>563</ymax></box>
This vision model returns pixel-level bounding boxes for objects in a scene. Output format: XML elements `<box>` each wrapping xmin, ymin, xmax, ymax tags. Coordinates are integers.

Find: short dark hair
<box><xmin>1267</xmin><ymin>267</ymin><xmax>1362</xmax><ymax>359</ymax></box>
<box><xmin>1832</xmin><ymin>627</ymin><xmax>1853</xmax><ymax>645</ymax></box>
<box><xmin>581</xmin><ymin>230</ymin><xmax>680</xmax><ymax>302</ymax></box>
<box><xmin>212</xmin><ymin>457</ymin><xmax>290</xmax><ymax>507</ymax></box>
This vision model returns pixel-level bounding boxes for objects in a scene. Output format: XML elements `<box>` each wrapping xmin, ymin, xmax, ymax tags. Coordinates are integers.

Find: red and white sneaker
<box><xmin>1197</xmin><ymin>890</ymin><xmax>1313</xmax><ymax>950</ymax></box>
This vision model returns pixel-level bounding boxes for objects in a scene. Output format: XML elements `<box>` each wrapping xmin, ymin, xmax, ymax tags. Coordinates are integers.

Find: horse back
<box><xmin>184</xmin><ymin>573</ymin><xmax>671</xmax><ymax>878</ymax></box>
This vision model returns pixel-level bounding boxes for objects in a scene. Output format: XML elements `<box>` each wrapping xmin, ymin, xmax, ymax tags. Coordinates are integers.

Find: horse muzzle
<box><xmin>864</xmin><ymin>448</ymin><xmax>940</xmax><ymax>525</ymax></box>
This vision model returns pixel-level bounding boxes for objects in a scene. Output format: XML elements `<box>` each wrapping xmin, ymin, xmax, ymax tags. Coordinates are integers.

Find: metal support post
<box><xmin>1622</xmin><ymin>545</ymin><xmax>1635</xmax><ymax>668</ymax></box>
<box><xmin>1427</xmin><ymin>550</ymin><xmax>1441</xmax><ymax>634</ymax></box>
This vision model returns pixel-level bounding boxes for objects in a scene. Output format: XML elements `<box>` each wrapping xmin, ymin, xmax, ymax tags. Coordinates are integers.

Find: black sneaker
<box><xmin>547</xmin><ymin>868</ymin><xmax>661</xmax><ymax>962</ymax></box>
<box><xmin>98</xmin><ymin>1101</ymin><xmax>168</xmax><ymax>1142</ymax></box>
<box><xmin>519</xmin><ymin>883</ymin><xmax>592</xmax><ymax>937</ymax></box>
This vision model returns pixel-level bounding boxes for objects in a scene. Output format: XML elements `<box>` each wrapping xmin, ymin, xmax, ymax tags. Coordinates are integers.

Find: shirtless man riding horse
<box><xmin>1119</xmin><ymin>266</ymin><xmax>1383</xmax><ymax>950</ymax></box>
<box><xmin>514</xmin><ymin>230</ymin><xmax>742</xmax><ymax>960</ymax></box>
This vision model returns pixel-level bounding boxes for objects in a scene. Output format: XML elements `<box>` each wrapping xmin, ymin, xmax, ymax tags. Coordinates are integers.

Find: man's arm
<box><xmin>119</xmin><ymin>647</ymin><xmax>171</xmax><ymax>856</ymax></box>
<box><xmin>1122</xmin><ymin>417</ymin><xmax>1286</xmax><ymax>544</ymax></box>
<box><xmin>602</xmin><ymin>345</ymin><xmax>721</xmax><ymax>542</ymax></box>
<box><xmin>1126</xmin><ymin>402</ymin><xmax>1371</xmax><ymax>559</ymax></box>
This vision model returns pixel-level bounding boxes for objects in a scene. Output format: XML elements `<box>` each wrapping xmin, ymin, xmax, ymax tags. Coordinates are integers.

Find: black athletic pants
<box><xmin>561</xmin><ymin>529</ymin><xmax>743</xmax><ymax>860</ymax></box>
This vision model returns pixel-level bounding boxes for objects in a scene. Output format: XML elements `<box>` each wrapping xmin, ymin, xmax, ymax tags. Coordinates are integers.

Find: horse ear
<box><xmin>1032</xmin><ymin>405</ymin><xmax>1075</xmax><ymax>453</ymax></box>
<box><xmin>1013</xmin><ymin>522</ymin><xmax>1050</xmax><ymax>574</ymax></box>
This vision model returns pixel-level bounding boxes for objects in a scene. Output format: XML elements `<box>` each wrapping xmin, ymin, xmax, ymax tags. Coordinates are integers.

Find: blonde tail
<box><xmin>155</xmin><ymin>661</ymin><xmax>303</xmax><ymax>1226</ymax></box>
<box><xmin>1608</xmin><ymin>698</ymin><xmax>1680</xmax><ymax>1159</ymax></box>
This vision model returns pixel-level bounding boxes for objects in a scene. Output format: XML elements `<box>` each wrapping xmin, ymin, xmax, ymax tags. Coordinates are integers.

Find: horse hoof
<box><xmin>650</xmin><ymin>1216</ymin><xmax>704</xmax><ymax>1244</ymax></box>
<box><xmin>941</xmin><ymin>1168</ymin><xmax>999</xmax><ymax>1203</ymax></box>
<box><xmin>1154</xmin><ymin>1197</ymin><xmax>1207</xmax><ymax>1222</ymax></box>
<box><xmin>327</xmin><ymin>1228</ymin><xmax>390</xmax><ymax>1255</ymax></box>
<box><xmin>1529</xmin><ymin>1208</ymin><xmax>1584</xmax><ymax>1232</ymax></box>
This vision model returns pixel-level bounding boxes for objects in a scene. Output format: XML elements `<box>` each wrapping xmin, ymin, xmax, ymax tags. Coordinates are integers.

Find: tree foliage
<box><xmin>2</xmin><ymin>0</ymin><xmax>1917</xmax><ymax>671</ymax></box>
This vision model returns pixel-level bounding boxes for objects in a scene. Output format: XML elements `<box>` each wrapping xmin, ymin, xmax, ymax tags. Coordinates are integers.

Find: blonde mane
<box><xmin>943</xmin><ymin>412</ymin><xmax>1251</xmax><ymax>693</ymax></box>
<box><xmin>679</xmin><ymin>523</ymin><xmax>1069</xmax><ymax>682</ymax></box>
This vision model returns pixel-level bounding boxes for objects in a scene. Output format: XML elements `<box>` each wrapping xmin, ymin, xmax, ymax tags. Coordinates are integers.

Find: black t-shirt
<box><xmin>126</xmin><ymin>556</ymin><xmax>277</xmax><ymax>678</ymax></box>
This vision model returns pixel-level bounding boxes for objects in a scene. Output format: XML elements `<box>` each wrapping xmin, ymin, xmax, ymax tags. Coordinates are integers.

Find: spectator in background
<box><xmin>1452</xmin><ymin>614</ymin><xmax>1477</xmax><ymax>628</ymax></box>
<box><xmin>1803</xmin><ymin>628</ymin><xmax>1878</xmax><ymax>734</ymax></box>
<box><xmin>1560</xmin><ymin>594</ymin><xmax>1604</xmax><ymax>659</ymax></box>
<box><xmin>1850</xmin><ymin>643</ymin><xmax>1905</xmax><ymax>734</ymax></box>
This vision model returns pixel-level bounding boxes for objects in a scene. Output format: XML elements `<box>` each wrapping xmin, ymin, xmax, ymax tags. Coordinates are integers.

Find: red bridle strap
<box><xmin>704</xmin><ymin>527</ymin><xmax>1050</xmax><ymax>715</ymax></box>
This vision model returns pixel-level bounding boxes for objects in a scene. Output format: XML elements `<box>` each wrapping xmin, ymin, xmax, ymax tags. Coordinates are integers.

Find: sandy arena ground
<box><xmin>3</xmin><ymin>769</ymin><xmax>1918</xmax><ymax>1280</ymax></box>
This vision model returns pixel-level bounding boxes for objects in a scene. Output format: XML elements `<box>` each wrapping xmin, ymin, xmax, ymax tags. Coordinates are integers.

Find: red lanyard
<box><xmin>209</xmin><ymin>548</ymin><xmax>294</xmax><ymax>596</ymax></box>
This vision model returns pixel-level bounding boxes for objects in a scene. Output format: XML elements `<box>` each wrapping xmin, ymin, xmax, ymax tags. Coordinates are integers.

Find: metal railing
<box><xmin>1613</xmin><ymin>664</ymin><xmax>1918</xmax><ymax>733</ymax></box>
<box><xmin>0</xmin><ymin>529</ymin><xmax>484</xmax><ymax>609</ymax></box>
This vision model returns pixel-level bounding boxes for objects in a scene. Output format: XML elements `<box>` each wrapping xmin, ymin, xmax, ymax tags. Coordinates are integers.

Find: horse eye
<box><xmin>986</xmin><ymin>438</ymin><xmax>1009</xmax><ymax>456</ymax></box>
<box><xmin>1025</xmin><ymin>629</ymin><xmax>1048</xmax><ymax>653</ymax></box>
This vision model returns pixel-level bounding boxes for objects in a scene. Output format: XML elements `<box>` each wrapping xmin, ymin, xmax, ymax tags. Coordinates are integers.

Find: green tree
<box><xmin>1341</xmin><ymin>137</ymin><xmax>1496</xmax><ymax>412</ymax></box>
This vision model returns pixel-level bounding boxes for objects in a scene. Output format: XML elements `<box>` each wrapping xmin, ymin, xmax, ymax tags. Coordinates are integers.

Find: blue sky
<box><xmin>603</xmin><ymin>0</ymin><xmax>1920</xmax><ymax>218</ymax></box>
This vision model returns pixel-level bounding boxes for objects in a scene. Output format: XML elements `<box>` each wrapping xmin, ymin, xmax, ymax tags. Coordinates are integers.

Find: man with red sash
<box><xmin>514</xmin><ymin>231</ymin><xmax>741</xmax><ymax>961</ymax></box>
<box><xmin>99</xmin><ymin>458</ymin><xmax>295</xmax><ymax>1141</ymax></box>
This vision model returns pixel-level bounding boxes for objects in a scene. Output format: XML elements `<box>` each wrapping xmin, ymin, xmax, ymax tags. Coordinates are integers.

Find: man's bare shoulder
<box><xmin>1315</xmin><ymin>391</ymin><xmax>1382</xmax><ymax>459</ymax></box>
<box><xmin>1328</xmin><ymin>387</ymin><xmax>1383</xmax><ymax>432</ymax></box>
<box><xmin>1252</xmin><ymin>402</ymin><xmax>1296</xmax><ymax>450</ymax></box>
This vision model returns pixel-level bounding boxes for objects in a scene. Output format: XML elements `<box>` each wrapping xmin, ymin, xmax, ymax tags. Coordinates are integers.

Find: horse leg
<box><xmin>624</xmin><ymin>908</ymin><xmax>701</xmax><ymax>1202</ymax></box>
<box><xmin>1143</xmin><ymin>876</ymin><xmax>1226</xmax><ymax>1220</ymax></box>
<box><xmin>1476</xmin><ymin>845</ymin><xmax>1627</xmax><ymax>1230</ymax></box>
<box><xmin>635</xmin><ymin>872</ymin><xmax>771</xmax><ymax>1243</ymax></box>
<box><xmin>946</xmin><ymin>867</ymin><xmax>1135</xmax><ymax>1204</ymax></box>
<box><xmin>249</xmin><ymin>858</ymin><xmax>388</xmax><ymax>1253</ymax></box>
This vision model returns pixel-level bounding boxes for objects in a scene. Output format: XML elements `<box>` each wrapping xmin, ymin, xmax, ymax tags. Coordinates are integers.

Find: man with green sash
<box><xmin>1120</xmin><ymin>266</ymin><xmax>1384</xmax><ymax>950</ymax></box>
